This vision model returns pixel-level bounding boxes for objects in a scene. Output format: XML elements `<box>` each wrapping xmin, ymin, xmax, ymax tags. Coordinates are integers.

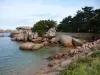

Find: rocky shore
<box><xmin>10</xmin><ymin>26</ymin><xmax>83</xmax><ymax>50</ymax></box>
<box><xmin>35</xmin><ymin>39</ymin><xmax>100</xmax><ymax>75</ymax></box>
<box><xmin>10</xmin><ymin>26</ymin><xmax>100</xmax><ymax>75</ymax></box>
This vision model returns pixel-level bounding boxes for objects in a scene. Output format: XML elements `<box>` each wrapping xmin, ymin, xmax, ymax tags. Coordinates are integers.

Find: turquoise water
<box><xmin>0</xmin><ymin>33</ymin><xmax>72</xmax><ymax>75</ymax></box>
<box><xmin>0</xmin><ymin>37</ymin><xmax>55</xmax><ymax>75</ymax></box>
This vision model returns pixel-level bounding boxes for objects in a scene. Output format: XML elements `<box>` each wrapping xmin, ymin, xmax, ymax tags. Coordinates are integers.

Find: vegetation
<box><xmin>32</xmin><ymin>6</ymin><xmax>100</xmax><ymax>33</ymax></box>
<box><xmin>57</xmin><ymin>6</ymin><xmax>100</xmax><ymax>33</ymax></box>
<box><xmin>59</xmin><ymin>51</ymin><xmax>100</xmax><ymax>75</ymax></box>
<box><xmin>32</xmin><ymin>20</ymin><xmax>57</xmax><ymax>35</ymax></box>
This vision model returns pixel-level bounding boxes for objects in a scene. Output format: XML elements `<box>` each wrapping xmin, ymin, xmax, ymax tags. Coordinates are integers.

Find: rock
<box><xmin>16</xmin><ymin>33</ymin><xmax>25</xmax><ymax>41</ymax></box>
<box><xmin>10</xmin><ymin>26</ymin><xmax>32</xmax><ymax>41</ymax></box>
<box><xmin>32</xmin><ymin>43</ymin><xmax>44</xmax><ymax>50</ymax></box>
<box><xmin>19</xmin><ymin>42</ymin><xmax>44</xmax><ymax>50</ymax></box>
<box><xmin>58</xmin><ymin>35</ymin><xmax>83</xmax><ymax>47</ymax></box>
<box><xmin>11</xmin><ymin>30</ymin><xmax>19</xmax><ymax>34</ymax></box>
<box><xmin>50</xmin><ymin>37</ymin><xmax>59</xmax><ymax>43</ymax></box>
<box><xmin>60</xmin><ymin>59</ymin><xmax>72</xmax><ymax>67</ymax></box>
<box><xmin>32</xmin><ymin>37</ymin><xmax>42</xmax><ymax>43</ymax></box>
<box><xmin>44</xmin><ymin>28</ymin><xmax>56</xmax><ymax>38</ymax></box>
<box><xmin>19</xmin><ymin>42</ymin><xmax>35</xmax><ymax>50</ymax></box>
<box><xmin>34</xmin><ymin>32</ymin><xmax>38</xmax><ymax>39</ymax></box>
<box><xmin>11</xmin><ymin>38</ymin><xmax>16</xmax><ymax>41</ymax></box>
<box><xmin>58</xmin><ymin>35</ymin><xmax>73</xmax><ymax>47</ymax></box>
<box><xmin>72</xmin><ymin>38</ymin><xmax>83</xmax><ymax>46</ymax></box>
<box><xmin>11</xmin><ymin>32</ymin><xmax>25</xmax><ymax>41</ymax></box>
<box><xmin>43</xmin><ymin>41</ymin><xmax>49</xmax><ymax>46</ymax></box>
<box><xmin>69</xmin><ymin>49</ymin><xmax>75</xmax><ymax>54</ymax></box>
<box><xmin>42</xmin><ymin>38</ymin><xmax>49</xmax><ymax>42</ymax></box>
<box><xmin>29</xmin><ymin>33</ymin><xmax>34</xmax><ymax>41</ymax></box>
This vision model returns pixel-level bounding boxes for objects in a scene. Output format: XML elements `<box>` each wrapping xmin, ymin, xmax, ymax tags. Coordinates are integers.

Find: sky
<box><xmin>0</xmin><ymin>0</ymin><xmax>100</xmax><ymax>29</ymax></box>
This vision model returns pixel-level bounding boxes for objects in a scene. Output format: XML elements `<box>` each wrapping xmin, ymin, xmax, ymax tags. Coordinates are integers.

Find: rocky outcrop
<box><xmin>11</xmin><ymin>27</ymin><xmax>58</xmax><ymax>50</ymax></box>
<box><xmin>58</xmin><ymin>35</ymin><xmax>83</xmax><ymax>47</ymax></box>
<box><xmin>44</xmin><ymin>27</ymin><xmax>56</xmax><ymax>38</ymax></box>
<box><xmin>50</xmin><ymin>37</ymin><xmax>59</xmax><ymax>44</ymax></box>
<box><xmin>19</xmin><ymin>42</ymin><xmax>44</xmax><ymax>50</ymax></box>
<box><xmin>31</xmin><ymin>37</ymin><xmax>42</xmax><ymax>43</ymax></box>
<box><xmin>11</xmin><ymin>26</ymin><xmax>84</xmax><ymax>51</ymax></box>
<box><xmin>43</xmin><ymin>41</ymin><xmax>49</xmax><ymax>46</ymax></box>
<box><xmin>58</xmin><ymin>35</ymin><xmax>73</xmax><ymax>47</ymax></box>
<box><xmin>11</xmin><ymin>26</ymin><xmax>32</xmax><ymax>41</ymax></box>
<box><xmin>19</xmin><ymin>42</ymin><xmax>35</xmax><ymax>50</ymax></box>
<box><xmin>72</xmin><ymin>38</ymin><xmax>83</xmax><ymax>46</ymax></box>
<box><xmin>32</xmin><ymin>43</ymin><xmax>44</xmax><ymax>50</ymax></box>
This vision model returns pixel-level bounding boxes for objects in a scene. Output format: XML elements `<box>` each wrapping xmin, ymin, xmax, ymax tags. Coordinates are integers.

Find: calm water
<box><xmin>0</xmin><ymin>33</ymin><xmax>72</xmax><ymax>75</ymax></box>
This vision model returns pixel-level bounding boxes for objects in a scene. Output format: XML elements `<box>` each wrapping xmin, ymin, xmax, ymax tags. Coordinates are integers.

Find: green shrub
<box><xmin>32</xmin><ymin>20</ymin><xmax>57</xmax><ymax>36</ymax></box>
<box><xmin>76</xmin><ymin>57</ymin><xmax>93</xmax><ymax>63</ymax></box>
<box><xmin>59</xmin><ymin>52</ymin><xmax>100</xmax><ymax>75</ymax></box>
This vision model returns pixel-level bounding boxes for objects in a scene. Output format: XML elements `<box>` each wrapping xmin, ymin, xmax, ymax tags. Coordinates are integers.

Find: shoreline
<box><xmin>35</xmin><ymin>39</ymin><xmax>100</xmax><ymax>75</ymax></box>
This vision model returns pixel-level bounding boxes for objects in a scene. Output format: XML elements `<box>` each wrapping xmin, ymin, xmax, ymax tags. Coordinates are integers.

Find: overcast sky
<box><xmin>0</xmin><ymin>0</ymin><xmax>100</xmax><ymax>29</ymax></box>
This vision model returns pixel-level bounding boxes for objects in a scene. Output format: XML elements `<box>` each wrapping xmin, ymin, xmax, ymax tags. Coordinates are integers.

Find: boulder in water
<box><xmin>32</xmin><ymin>43</ymin><xmax>44</xmax><ymax>50</ymax></box>
<box><xmin>19</xmin><ymin>42</ymin><xmax>44</xmax><ymax>50</ymax></box>
<box><xmin>19</xmin><ymin>42</ymin><xmax>35</xmax><ymax>50</ymax></box>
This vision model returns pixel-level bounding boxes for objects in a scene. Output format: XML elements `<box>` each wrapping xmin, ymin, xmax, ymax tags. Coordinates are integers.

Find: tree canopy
<box><xmin>32</xmin><ymin>20</ymin><xmax>57</xmax><ymax>35</ymax></box>
<box><xmin>57</xmin><ymin>6</ymin><xmax>100</xmax><ymax>33</ymax></box>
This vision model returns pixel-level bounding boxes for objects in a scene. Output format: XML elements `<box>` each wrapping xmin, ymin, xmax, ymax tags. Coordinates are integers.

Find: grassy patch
<box><xmin>59</xmin><ymin>51</ymin><xmax>100</xmax><ymax>75</ymax></box>
<box><xmin>91</xmin><ymin>51</ymin><xmax>100</xmax><ymax>58</ymax></box>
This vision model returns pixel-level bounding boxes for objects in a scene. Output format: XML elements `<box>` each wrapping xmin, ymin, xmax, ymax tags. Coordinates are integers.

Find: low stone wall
<box><xmin>57</xmin><ymin>32</ymin><xmax>100</xmax><ymax>41</ymax></box>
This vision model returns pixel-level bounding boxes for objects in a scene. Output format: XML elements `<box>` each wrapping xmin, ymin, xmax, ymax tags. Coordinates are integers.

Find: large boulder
<box><xmin>43</xmin><ymin>41</ymin><xmax>49</xmax><ymax>46</ymax></box>
<box><xmin>19</xmin><ymin>42</ymin><xmax>44</xmax><ymax>50</ymax></box>
<box><xmin>10</xmin><ymin>30</ymin><xmax>19</xmax><ymax>37</ymax></box>
<box><xmin>16</xmin><ymin>33</ymin><xmax>25</xmax><ymax>41</ymax></box>
<box><xmin>11</xmin><ymin>26</ymin><xmax>32</xmax><ymax>41</ymax></box>
<box><xmin>32</xmin><ymin>43</ymin><xmax>44</xmax><ymax>50</ymax></box>
<box><xmin>44</xmin><ymin>27</ymin><xmax>56</xmax><ymax>38</ymax></box>
<box><xmin>58</xmin><ymin>35</ymin><xmax>73</xmax><ymax>47</ymax></box>
<box><xmin>29</xmin><ymin>33</ymin><xmax>34</xmax><ymax>41</ymax></box>
<box><xmin>50</xmin><ymin>37</ymin><xmax>59</xmax><ymax>43</ymax></box>
<box><xmin>33</xmin><ymin>32</ymin><xmax>38</xmax><ymax>39</ymax></box>
<box><xmin>42</xmin><ymin>38</ymin><xmax>49</xmax><ymax>42</ymax></box>
<box><xmin>72</xmin><ymin>38</ymin><xmax>83</xmax><ymax>46</ymax></box>
<box><xmin>31</xmin><ymin>37</ymin><xmax>42</xmax><ymax>43</ymax></box>
<box><xmin>19</xmin><ymin>42</ymin><xmax>35</xmax><ymax>50</ymax></box>
<box><xmin>58</xmin><ymin>35</ymin><xmax>83</xmax><ymax>47</ymax></box>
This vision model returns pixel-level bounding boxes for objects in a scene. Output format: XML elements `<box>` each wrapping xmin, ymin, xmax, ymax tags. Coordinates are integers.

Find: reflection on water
<box><xmin>0</xmin><ymin>37</ymin><xmax>73</xmax><ymax>75</ymax></box>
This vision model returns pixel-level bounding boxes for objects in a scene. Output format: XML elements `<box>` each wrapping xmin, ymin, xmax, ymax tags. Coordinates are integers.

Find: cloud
<box><xmin>0</xmin><ymin>0</ymin><xmax>99</xmax><ymax>29</ymax></box>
